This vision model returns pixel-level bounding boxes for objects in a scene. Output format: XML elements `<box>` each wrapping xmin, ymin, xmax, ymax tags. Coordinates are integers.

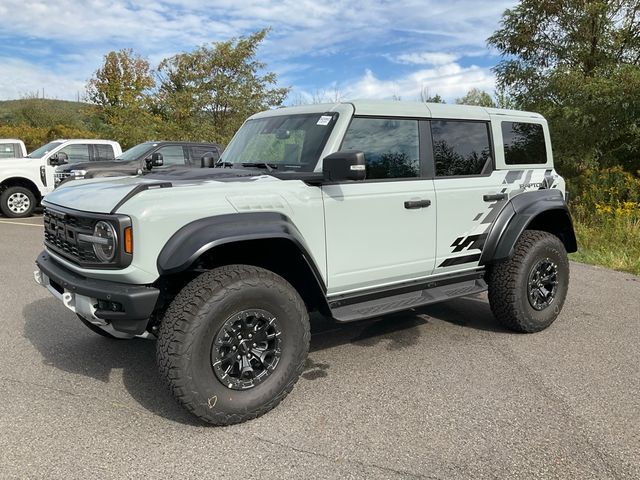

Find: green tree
<box><xmin>488</xmin><ymin>0</ymin><xmax>640</xmax><ymax>174</ymax></box>
<box><xmin>86</xmin><ymin>49</ymin><xmax>159</xmax><ymax>148</ymax></box>
<box><xmin>455</xmin><ymin>88</ymin><xmax>496</xmax><ymax>107</ymax></box>
<box><xmin>156</xmin><ymin>29</ymin><xmax>290</xmax><ymax>144</ymax></box>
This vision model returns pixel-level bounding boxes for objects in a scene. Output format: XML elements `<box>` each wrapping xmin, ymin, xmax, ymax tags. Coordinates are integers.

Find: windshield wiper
<box><xmin>241</xmin><ymin>162</ymin><xmax>278</xmax><ymax>172</ymax></box>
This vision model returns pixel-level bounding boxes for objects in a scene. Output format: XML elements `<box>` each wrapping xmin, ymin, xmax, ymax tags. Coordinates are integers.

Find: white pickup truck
<box><xmin>0</xmin><ymin>139</ymin><xmax>27</xmax><ymax>159</ymax></box>
<box><xmin>0</xmin><ymin>139</ymin><xmax>122</xmax><ymax>217</ymax></box>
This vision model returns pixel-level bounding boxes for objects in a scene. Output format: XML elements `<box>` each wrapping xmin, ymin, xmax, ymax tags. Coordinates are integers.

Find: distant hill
<box><xmin>0</xmin><ymin>98</ymin><xmax>96</xmax><ymax>129</ymax></box>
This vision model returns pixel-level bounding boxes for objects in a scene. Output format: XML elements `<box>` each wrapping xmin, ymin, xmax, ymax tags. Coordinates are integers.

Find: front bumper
<box><xmin>35</xmin><ymin>250</ymin><xmax>159</xmax><ymax>335</ymax></box>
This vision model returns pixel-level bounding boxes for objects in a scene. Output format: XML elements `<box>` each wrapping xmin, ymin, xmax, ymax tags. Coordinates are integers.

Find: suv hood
<box><xmin>0</xmin><ymin>157</ymin><xmax>39</xmax><ymax>168</ymax></box>
<box><xmin>43</xmin><ymin>167</ymin><xmax>268</xmax><ymax>214</ymax></box>
<box><xmin>56</xmin><ymin>160</ymin><xmax>139</xmax><ymax>175</ymax></box>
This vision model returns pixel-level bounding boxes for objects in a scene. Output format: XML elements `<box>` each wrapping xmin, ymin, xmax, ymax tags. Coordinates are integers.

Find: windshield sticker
<box><xmin>316</xmin><ymin>115</ymin><xmax>332</xmax><ymax>126</ymax></box>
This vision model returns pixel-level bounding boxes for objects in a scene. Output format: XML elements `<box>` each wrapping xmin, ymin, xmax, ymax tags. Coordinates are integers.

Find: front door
<box><xmin>322</xmin><ymin>117</ymin><xmax>437</xmax><ymax>295</ymax></box>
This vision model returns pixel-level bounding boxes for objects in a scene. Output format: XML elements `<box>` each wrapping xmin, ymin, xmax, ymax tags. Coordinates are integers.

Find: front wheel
<box><xmin>156</xmin><ymin>265</ymin><xmax>310</xmax><ymax>425</ymax></box>
<box><xmin>0</xmin><ymin>186</ymin><xmax>36</xmax><ymax>218</ymax></box>
<box><xmin>488</xmin><ymin>230</ymin><xmax>570</xmax><ymax>333</ymax></box>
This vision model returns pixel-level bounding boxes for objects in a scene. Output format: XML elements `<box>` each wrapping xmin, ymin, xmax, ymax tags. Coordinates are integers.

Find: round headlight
<box><xmin>93</xmin><ymin>221</ymin><xmax>117</xmax><ymax>262</ymax></box>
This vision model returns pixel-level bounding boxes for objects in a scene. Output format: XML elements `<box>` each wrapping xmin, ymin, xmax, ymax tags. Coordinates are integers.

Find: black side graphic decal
<box><xmin>438</xmin><ymin>253</ymin><xmax>481</xmax><ymax>267</ymax></box>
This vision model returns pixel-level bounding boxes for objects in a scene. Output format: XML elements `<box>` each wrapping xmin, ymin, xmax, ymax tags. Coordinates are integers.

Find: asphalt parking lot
<box><xmin>0</xmin><ymin>215</ymin><xmax>638</xmax><ymax>479</ymax></box>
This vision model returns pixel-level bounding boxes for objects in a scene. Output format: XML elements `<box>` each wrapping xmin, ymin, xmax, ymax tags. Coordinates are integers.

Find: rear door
<box><xmin>322</xmin><ymin>116</ymin><xmax>437</xmax><ymax>295</ymax></box>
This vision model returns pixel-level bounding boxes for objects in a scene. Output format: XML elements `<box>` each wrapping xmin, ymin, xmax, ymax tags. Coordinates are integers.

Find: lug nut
<box><xmin>236</xmin><ymin>355</ymin><xmax>241</xmax><ymax>360</ymax></box>
<box><xmin>248</xmin><ymin>334</ymin><xmax>253</xmax><ymax>339</ymax></box>
<box><xmin>252</xmin><ymin>343</ymin><xmax>256</xmax><ymax>347</ymax></box>
<box><xmin>232</xmin><ymin>346</ymin><xmax>237</xmax><ymax>350</ymax></box>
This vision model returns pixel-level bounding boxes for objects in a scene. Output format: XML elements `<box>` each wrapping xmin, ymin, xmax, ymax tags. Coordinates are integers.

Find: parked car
<box><xmin>0</xmin><ymin>139</ymin><xmax>27</xmax><ymax>159</ymax></box>
<box><xmin>0</xmin><ymin>139</ymin><xmax>122</xmax><ymax>217</ymax></box>
<box><xmin>54</xmin><ymin>141</ymin><xmax>223</xmax><ymax>187</ymax></box>
<box><xmin>35</xmin><ymin>101</ymin><xmax>576</xmax><ymax>425</ymax></box>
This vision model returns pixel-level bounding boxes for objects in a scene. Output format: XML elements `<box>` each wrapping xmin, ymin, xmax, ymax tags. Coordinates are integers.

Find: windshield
<box><xmin>116</xmin><ymin>142</ymin><xmax>155</xmax><ymax>161</ymax></box>
<box><xmin>221</xmin><ymin>113</ymin><xmax>338</xmax><ymax>171</ymax></box>
<box><xmin>27</xmin><ymin>141</ymin><xmax>63</xmax><ymax>158</ymax></box>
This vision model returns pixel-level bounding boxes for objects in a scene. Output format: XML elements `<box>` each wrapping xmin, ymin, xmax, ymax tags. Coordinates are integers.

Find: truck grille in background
<box><xmin>43</xmin><ymin>209</ymin><xmax>98</xmax><ymax>263</ymax></box>
<box><xmin>53</xmin><ymin>172</ymin><xmax>72</xmax><ymax>187</ymax></box>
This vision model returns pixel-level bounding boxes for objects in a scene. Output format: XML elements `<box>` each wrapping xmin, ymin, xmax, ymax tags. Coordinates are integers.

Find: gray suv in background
<box><xmin>54</xmin><ymin>141</ymin><xmax>223</xmax><ymax>186</ymax></box>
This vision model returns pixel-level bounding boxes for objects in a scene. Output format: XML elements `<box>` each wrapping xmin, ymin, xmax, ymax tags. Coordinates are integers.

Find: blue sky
<box><xmin>0</xmin><ymin>0</ymin><xmax>517</xmax><ymax>104</ymax></box>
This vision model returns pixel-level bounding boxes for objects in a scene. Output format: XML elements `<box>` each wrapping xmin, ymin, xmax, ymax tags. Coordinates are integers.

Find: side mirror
<box><xmin>322</xmin><ymin>150</ymin><xmax>366</xmax><ymax>182</ymax></box>
<box><xmin>50</xmin><ymin>152</ymin><xmax>68</xmax><ymax>166</ymax></box>
<box><xmin>146</xmin><ymin>152</ymin><xmax>163</xmax><ymax>169</ymax></box>
<box><xmin>201</xmin><ymin>152</ymin><xmax>216</xmax><ymax>168</ymax></box>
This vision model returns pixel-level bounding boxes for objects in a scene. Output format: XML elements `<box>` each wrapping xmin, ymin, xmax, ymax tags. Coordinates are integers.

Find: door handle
<box><xmin>404</xmin><ymin>199</ymin><xmax>431</xmax><ymax>209</ymax></box>
<box><xmin>483</xmin><ymin>193</ymin><xmax>507</xmax><ymax>202</ymax></box>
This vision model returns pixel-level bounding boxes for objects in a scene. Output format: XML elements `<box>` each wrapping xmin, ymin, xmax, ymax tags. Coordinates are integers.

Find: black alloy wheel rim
<box><xmin>527</xmin><ymin>258</ymin><xmax>559</xmax><ymax>310</ymax></box>
<box><xmin>211</xmin><ymin>309</ymin><xmax>282</xmax><ymax>390</ymax></box>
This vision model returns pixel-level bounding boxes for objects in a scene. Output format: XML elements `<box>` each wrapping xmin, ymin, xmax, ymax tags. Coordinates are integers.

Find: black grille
<box><xmin>43</xmin><ymin>209</ymin><xmax>99</xmax><ymax>263</ymax></box>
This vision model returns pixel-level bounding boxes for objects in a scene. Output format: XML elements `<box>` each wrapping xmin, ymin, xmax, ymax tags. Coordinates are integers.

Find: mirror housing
<box><xmin>322</xmin><ymin>150</ymin><xmax>366</xmax><ymax>182</ymax></box>
<box><xmin>201</xmin><ymin>152</ymin><xmax>216</xmax><ymax>168</ymax></box>
<box><xmin>49</xmin><ymin>152</ymin><xmax>68</xmax><ymax>166</ymax></box>
<box><xmin>145</xmin><ymin>152</ymin><xmax>163</xmax><ymax>169</ymax></box>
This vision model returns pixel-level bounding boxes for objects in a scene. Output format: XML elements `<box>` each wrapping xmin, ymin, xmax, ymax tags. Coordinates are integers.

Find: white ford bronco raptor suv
<box><xmin>34</xmin><ymin>101</ymin><xmax>576</xmax><ymax>425</ymax></box>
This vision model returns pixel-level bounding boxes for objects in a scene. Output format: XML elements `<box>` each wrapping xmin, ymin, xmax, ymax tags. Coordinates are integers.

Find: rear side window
<box><xmin>94</xmin><ymin>144</ymin><xmax>115</xmax><ymax>161</ymax></box>
<box><xmin>341</xmin><ymin>117</ymin><xmax>420</xmax><ymax>179</ymax></box>
<box><xmin>432</xmin><ymin>121</ymin><xmax>492</xmax><ymax>177</ymax></box>
<box><xmin>0</xmin><ymin>144</ymin><xmax>16</xmax><ymax>158</ymax></box>
<box><xmin>502</xmin><ymin>122</ymin><xmax>547</xmax><ymax>165</ymax></box>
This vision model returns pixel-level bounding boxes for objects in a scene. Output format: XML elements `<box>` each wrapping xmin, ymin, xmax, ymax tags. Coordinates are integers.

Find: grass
<box><xmin>570</xmin><ymin>214</ymin><xmax>640</xmax><ymax>276</ymax></box>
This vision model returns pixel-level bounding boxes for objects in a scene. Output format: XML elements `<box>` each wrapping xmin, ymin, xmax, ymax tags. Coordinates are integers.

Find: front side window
<box><xmin>341</xmin><ymin>117</ymin><xmax>420</xmax><ymax>179</ymax></box>
<box><xmin>502</xmin><ymin>122</ymin><xmax>547</xmax><ymax>165</ymax></box>
<box><xmin>191</xmin><ymin>146</ymin><xmax>220</xmax><ymax>164</ymax></box>
<box><xmin>58</xmin><ymin>144</ymin><xmax>90</xmax><ymax>164</ymax></box>
<box><xmin>432</xmin><ymin>121</ymin><xmax>492</xmax><ymax>177</ymax></box>
<box><xmin>221</xmin><ymin>113</ymin><xmax>338</xmax><ymax>171</ymax></box>
<box><xmin>156</xmin><ymin>145</ymin><xmax>187</xmax><ymax>166</ymax></box>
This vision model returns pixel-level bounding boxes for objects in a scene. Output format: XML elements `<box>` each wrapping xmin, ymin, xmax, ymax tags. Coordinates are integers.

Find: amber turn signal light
<box><xmin>124</xmin><ymin>227</ymin><xmax>133</xmax><ymax>254</ymax></box>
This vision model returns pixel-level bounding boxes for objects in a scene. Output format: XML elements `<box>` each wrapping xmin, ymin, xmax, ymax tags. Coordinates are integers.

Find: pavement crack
<box><xmin>252</xmin><ymin>434</ymin><xmax>441</xmax><ymax>479</ymax></box>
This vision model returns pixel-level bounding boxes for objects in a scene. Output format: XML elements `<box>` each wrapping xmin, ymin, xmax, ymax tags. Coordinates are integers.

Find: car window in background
<box><xmin>27</xmin><ymin>141</ymin><xmax>63</xmax><ymax>158</ymax></box>
<box><xmin>58</xmin><ymin>144</ymin><xmax>91</xmax><ymax>164</ymax></box>
<box><xmin>0</xmin><ymin>144</ymin><xmax>17</xmax><ymax>158</ymax></box>
<box><xmin>156</xmin><ymin>145</ymin><xmax>187</xmax><ymax>166</ymax></box>
<box><xmin>341</xmin><ymin>117</ymin><xmax>420</xmax><ymax>179</ymax></box>
<box><xmin>191</xmin><ymin>146</ymin><xmax>220</xmax><ymax>164</ymax></box>
<box><xmin>94</xmin><ymin>144</ymin><xmax>115</xmax><ymax>161</ymax></box>
<box><xmin>116</xmin><ymin>142</ymin><xmax>155</xmax><ymax>162</ymax></box>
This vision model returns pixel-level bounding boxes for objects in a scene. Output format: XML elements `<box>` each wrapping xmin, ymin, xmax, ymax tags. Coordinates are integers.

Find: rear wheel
<box><xmin>0</xmin><ymin>186</ymin><xmax>36</xmax><ymax>218</ymax></box>
<box><xmin>156</xmin><ymin>265</ymin><xmax>310</xmax><ymax>425</ymax></box>
<box><xmin>488</xmin><ymin>230</ymin><xmax>569</xmax><ymax>333</ymax></box>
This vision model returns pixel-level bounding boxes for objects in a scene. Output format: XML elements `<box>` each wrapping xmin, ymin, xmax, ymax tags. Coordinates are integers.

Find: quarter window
<box><xmin>502</xmin><ymin>122</ymin><xmax>547</xmax><ymax>165</ymax></box>
<box><xmin>432</xmin><ymin>121</ymin><xmax>492</xmax><ymax>176</ymax></box>
<box><xmin>341</xmin><ymin>117</ymin><xmax>420</xmax><ymax>179</ymax></box>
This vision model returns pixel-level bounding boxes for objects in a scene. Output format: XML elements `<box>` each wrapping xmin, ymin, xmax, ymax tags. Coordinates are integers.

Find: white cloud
<box><xmin>393</xmin><ymin>52</ymin><xmax>460</xmax><ymax>66</ymax></box>
<box><xmin>335</xmin><ymin>63</ymin><xmax>495</xmax><ymax>102</ymax></box>
<box><xmin>0</xmin><ymin>57</ymin><xmax>86</xmax><ymax>100</ymax></box>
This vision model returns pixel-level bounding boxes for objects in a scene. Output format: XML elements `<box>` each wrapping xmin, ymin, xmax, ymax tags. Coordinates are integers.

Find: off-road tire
<box><xmin>156</xmin><ymin>265</ymin><xmax>310</xmax><ymax>425</ymax></box>
<box><xmin>488</xmin><ymin>230</ymin><xmax>569</xmax><ymax>333</ymax></box>
<box><xmin>0</xmin><ymin>186</ymin><xmax>36</xmax><ymax>218</ymax></box>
